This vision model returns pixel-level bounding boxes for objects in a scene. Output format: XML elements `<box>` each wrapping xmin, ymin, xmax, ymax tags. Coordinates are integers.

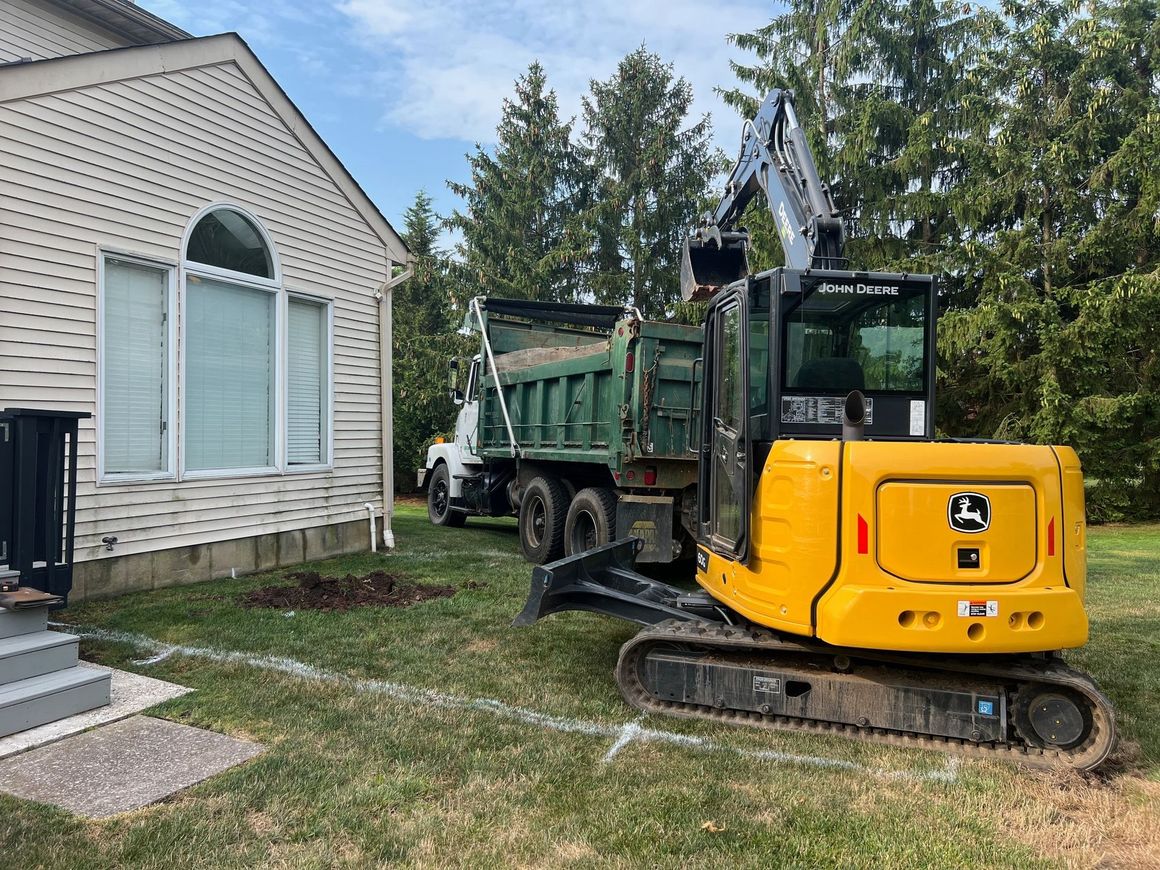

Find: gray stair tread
<box><xmin>0</xmin><ymin>667</ymin><xmax>110</xmax><ymax>707</ymax></box>
<box><xmin>0</xmin><ymin>631</ymin><xmax>77</xmax><ymax>660</ymax></box>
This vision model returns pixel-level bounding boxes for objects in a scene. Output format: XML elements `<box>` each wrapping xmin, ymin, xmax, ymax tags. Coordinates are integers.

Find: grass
<box><xmin>2</xmin><ymin>507</ymin><xmax>1158</xmax><ymax>868</ymax></box>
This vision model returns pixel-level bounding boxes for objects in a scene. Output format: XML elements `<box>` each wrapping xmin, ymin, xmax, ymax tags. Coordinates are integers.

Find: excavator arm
<box><xmin>681</xmin><ymin>89</ymin><xmax>846</xmax><ymax>300</ymax></box>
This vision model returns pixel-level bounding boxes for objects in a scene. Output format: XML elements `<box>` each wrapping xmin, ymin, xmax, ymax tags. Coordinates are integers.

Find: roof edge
<box><xmin>47</xmin><ymin>0</ymin><xmax>192</xmax><ymax>43</ymax></box>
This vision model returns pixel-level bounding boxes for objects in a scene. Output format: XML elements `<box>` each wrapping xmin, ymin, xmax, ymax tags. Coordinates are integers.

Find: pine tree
<box><xmin>580</xmin><ymin>48</ymin><xmax>717</xmax><ymax>315</ymax></box>
<box><xmin>723</xmin><ymin>1</ymin><xmax>999</xmax><ymax>278</ymax></box>
<box><xmin>837</xmin><ymin>1</ymin><xmax>1001</xmax><ymax>275</ymax></box>
<box><xmin>448</xmin><ymin>62</ymin><xmax>584</xmax><ymax>302</ymax></box>
<box><xmin>939</xmin><ymin>0</ymin><xmax>1160</xmax><ymax>519</ymax></box>
<box><xmin>392</xmin><ymin>190</ymin><xmax>467</xmax><ymax>490</ymax></box>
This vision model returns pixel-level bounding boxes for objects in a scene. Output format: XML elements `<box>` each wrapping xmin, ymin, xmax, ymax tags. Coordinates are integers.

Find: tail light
<box><xmin>625</xmin><ymin>351</ymin><xmax>635</xmax><ymax>373</ymax></box>
<box><xmin>644</xmin><ymin>466</ymin><xmax>657</xmax><ymax>486</ymax></box>
<box><xmin>857</xmin><ymin>515</ymin><xmax>869</xmax><ymax>554</ymax></box>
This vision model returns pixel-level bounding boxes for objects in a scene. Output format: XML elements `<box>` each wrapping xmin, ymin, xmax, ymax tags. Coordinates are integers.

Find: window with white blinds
<box><xmin>101</xmin><ymin>256</ymin><xmax>171</xmax><ymax>477</ymax></box>
<box><xmin>287</xmin><ymin>297</ymin><xmax>329</xmax><ymax>466</ymax></box>
<box><xmin>184</xmin><ymin>275</ymin><xmax>276</xmax><ymax>471</ymax></box>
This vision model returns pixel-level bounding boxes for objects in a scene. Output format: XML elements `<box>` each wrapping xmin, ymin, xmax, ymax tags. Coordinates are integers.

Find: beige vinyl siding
<box><xmin>0</xmin><ymin>0</ymin><xmax>129</xmax><ymax>61</ymax></box>
<box><xmin>0</xmin><ymin>59</ymin><xmax>390</xmax><ymax>562</ymax></box>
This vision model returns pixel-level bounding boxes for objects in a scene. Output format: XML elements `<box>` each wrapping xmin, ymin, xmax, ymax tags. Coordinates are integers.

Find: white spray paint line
<box><xmin>603</xmin><ymin>721</ymin><xmax>643</xmax><ymax>763</ymax></box>
<box><xmin>54</xmin><ymin>623</ymin><xmax>959</xmax><ymax>784</ymax></box>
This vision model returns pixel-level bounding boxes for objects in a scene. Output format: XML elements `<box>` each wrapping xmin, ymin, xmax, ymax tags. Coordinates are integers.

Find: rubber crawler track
<box><xmin>616</xmin><ymin>620</ymin><xmax>1117</xmax><ymax>772</ymax></box>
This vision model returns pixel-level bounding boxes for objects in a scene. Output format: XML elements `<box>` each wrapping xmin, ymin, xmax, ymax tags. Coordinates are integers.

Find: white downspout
<box><xmin>376</xmin><ymin>261</ymin><xmax>413</xmax><ymax>550</ymax></box>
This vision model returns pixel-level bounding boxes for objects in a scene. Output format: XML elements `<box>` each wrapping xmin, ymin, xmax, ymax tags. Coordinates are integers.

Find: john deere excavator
<box><xmin>515</xmin><ymin>90</ymin><xmax>1117</xmax><ymax>770</ymax></box>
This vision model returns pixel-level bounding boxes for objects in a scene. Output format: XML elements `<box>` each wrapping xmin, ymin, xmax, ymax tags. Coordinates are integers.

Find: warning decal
<box><xmin>957</xmin><ymin>600</ymin><xmax>999</xmax><ymax>618</ymax></box>
<box><xmin>781</xmin><ymin>396</ymin><xmax>874</xmax><ymax>425</ymax></box>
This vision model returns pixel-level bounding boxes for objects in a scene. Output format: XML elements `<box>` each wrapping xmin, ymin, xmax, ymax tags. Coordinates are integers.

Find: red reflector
<box><xmin>644</xmin><ymin>467</ymin><xmax>657</xmax><ymax>486</ymax></box>
<box><xmin>625</xmin><ymin>351</ymin><xmax>635</xmax><ymax>373</ymax></box>
<box><xmin>612</xmin><ymin>471</ymin><xmax>620</xmax><ymax>481</ymax></box>
<box><xmin>626</xmin><ymin>470</ymin><xmax>635</xmax><ymax>480</ymax></box>
<box><xmin>1048</xmin><ymin>517</ymin><xmax>1055</xmax><ymax>556</ymax></box>
<box><xmin>857</xmin><ymin>515</ymin><xmax>869</xmax><ymax>554</ymax></box>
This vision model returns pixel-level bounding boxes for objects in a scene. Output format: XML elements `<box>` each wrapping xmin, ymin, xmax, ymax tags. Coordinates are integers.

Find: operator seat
<box><xmin>794</xmin><ymin>358</ymin><xmax>865</xmax><ymax>391</ymax></box>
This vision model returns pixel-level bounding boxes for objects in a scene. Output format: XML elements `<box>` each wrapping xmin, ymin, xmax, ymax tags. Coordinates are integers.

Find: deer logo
<box><xmin>948</xmin><ymin>492</ymin><xmax>990</xmax><ymax>533</ymax></box>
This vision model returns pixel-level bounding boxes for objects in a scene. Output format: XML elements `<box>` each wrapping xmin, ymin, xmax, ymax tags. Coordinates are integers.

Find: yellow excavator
<box><xmin>515</xmin><ymin>90</ymin><xmax>1116</xmax><ymax>770</ymax></box>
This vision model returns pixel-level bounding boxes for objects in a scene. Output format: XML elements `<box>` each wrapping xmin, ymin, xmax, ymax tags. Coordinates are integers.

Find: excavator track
<box><xmin>616</xmin><ymin>620</ymin><xmax>1116</xmax><ymax>771</ymax></box>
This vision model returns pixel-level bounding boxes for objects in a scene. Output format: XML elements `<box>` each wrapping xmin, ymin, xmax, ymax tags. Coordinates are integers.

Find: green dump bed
<box><xmin>476</xmin><ymin>306</ymin><xmax>702</xmax><ymax>490</ymax></box>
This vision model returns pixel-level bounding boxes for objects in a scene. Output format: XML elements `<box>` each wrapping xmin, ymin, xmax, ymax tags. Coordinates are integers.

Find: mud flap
<box><xmin>513</xmin><ymin>538</ymin><xmax>710</xmax><ymax>628</ymax></box>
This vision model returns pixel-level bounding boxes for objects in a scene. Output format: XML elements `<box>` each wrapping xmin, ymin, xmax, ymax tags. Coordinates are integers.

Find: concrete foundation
<box><xmin>71</xmin><ymin>519</ymin><xmax>369</xmax><ymax>602</ymax></box>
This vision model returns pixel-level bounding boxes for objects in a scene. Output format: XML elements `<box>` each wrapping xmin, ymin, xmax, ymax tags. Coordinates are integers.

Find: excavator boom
<box><xmin>681</xmin><ymin>89</ymin><xmax>845</xmax><ymax>300</ymax></box>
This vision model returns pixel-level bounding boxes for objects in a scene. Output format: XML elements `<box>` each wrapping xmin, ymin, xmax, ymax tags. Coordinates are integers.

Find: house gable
<box><xmin>0</xmin><ymin>33</ymin><xmax>408</xmax><ymax>262</ymax></box>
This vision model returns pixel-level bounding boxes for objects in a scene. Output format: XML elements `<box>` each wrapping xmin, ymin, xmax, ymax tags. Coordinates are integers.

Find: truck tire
<box><xmin>519</xmin><ymin>475</ymin><xmax>568</xmax><ymax>564</ymax></box>
<box><xmin>427</xmin><ymin>464</ymin><xmax>466</xmax><ymax>527</ymax></box>
<box><xmin>564</xmin><ymin>488</ymin><xmax>618</xmax><ymax>556</ymax></box>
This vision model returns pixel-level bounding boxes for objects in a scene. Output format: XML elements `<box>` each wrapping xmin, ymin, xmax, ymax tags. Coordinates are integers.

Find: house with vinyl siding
<box><xmin>0</xmin><ymin>0</ymin><xmax>409</xmax><ymax>600</ymax></box>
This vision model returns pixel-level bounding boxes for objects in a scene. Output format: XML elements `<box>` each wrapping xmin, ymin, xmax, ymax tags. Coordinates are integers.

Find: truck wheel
<box><xmin>427</xmin><ymin>464</ymin><xmax>466</xmax><ymax>527</ymax></box>
<box><xmin>564</xmin><ymin>488</ymin><xmax>618</xmax><ymax>556</ymax></box>
<box><xmin>519</xmin><ymin>475</ymin><xmax>568</xmax><ymax>564</ymax></box>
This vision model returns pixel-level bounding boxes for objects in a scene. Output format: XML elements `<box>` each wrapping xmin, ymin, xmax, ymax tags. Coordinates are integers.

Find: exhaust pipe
<box><xmin>842</xmin><ymin>390</ymin><xmax>866</xmax><ymax>441</ymax></box>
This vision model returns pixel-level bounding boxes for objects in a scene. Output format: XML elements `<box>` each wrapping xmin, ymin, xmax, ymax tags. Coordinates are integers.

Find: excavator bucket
<box><xmin>680</xmin><ymin>230</ymin><xmax>750</xmax><ymax>301</ymax></box>
<box><xmin>513</xmin><ymin>538</ymin><xmax>708</xmax><ymax>628</ymax></box>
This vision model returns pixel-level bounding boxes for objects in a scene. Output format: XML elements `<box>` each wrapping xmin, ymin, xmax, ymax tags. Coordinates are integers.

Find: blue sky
<box><xmin>140</xmin><ymin>0</ymin><xmax>774</xmax><ymax>245</ymax></box>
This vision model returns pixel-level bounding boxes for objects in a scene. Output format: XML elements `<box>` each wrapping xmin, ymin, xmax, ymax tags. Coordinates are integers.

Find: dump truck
<box><xmin>420</xmin><ymin>297</ymin><xmax>703</xmax><ymax>564</ymax></box>
<box><xmin>516</xmin><ymin>89</ymin><xmax>1117</xmax><ymax>771</ymax></box>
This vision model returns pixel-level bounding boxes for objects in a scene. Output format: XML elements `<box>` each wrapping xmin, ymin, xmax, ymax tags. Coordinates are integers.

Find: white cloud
<box><xmin>142</xmin><ymin>0</ymin><xmax>773</xmax><ymax>149</ymax></box>
<box><xmin>334</xmin><ymin>0</ymin><xmax>773</xmax><ymax>146</ymax></box>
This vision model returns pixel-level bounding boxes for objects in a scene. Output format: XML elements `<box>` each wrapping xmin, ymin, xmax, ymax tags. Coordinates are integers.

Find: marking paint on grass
<box><xmin>56</xmin><ymin>623</ymin><xmax>958</xmax><ymax>784</ymax></box>
<box><xmin>603</xmin><ymin>721</ymin><xmax>643</xmax><ymax>762</ymax></box>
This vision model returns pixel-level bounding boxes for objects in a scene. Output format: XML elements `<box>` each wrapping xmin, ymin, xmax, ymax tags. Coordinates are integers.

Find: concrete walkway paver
<box><xmin>0</xmin><ymin>715</ymin><xmax>263</xmax><ymax>817</ymax></box>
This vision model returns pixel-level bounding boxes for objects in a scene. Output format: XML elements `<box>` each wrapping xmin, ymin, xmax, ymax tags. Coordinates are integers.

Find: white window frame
<box><xmin>96</xmin><ymin>248</ymin><xmax>178</xmax><ymax>485</ymax></box>
<box><xmin>284</xmin><ymin>290</ymin><xmax>335</xmax><ymax>473</ymax></box>
<box><xmin>180</xmin><ymin>203</ymin><xmax>284</xmax><ymax>481</ymax></box>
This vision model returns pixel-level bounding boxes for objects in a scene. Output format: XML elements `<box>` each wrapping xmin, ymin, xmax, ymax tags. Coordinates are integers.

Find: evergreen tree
<box><xmin>721</xmin><ymin>2</ymin><xmax>1000</xmax><ymax>279</ymax></box>
<box><xmin>448</xmin><ymin>62</ymin><xmax>585</xmax><ymax>302</ymax></box>
<box><xmin>580</xmin><ymin>48</ymin><xmax>717</xmax><ymax>315</ymax></box>
<box><xmin>393</xmin><ymin>190</ymin><xmax>467</xmax><ymax>490</ymax></box>
<box><xmin>940</xmin><ymin>0</ymin><xmax>1160</xmax><ymax>518</ymax></box>
<box><xmin>726</xmin><ymin>0</ymin><xmax>1160</xmax><ymax>519</ymax></box>
<box><xmin>836</xmin><ymin>0</ymin><xmax>1001</xmax><ymax>275</ymax></box>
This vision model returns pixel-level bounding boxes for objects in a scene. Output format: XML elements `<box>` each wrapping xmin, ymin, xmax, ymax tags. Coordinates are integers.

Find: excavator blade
<box><xmin>680</xmin><ymin>232</ymin><xmax>750</xmax><ymax>301</ymax></box>
<box><xmin>513</xmin><ymin>538</ymin><xmax>710</xmax><ymax>628</ymax></box>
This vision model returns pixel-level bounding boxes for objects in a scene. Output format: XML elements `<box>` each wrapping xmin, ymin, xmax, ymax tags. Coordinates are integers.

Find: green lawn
<box><xmin>2</xmin><ymin>507</ymin><xmax>1157</xmax><ymax>868</ymax></box>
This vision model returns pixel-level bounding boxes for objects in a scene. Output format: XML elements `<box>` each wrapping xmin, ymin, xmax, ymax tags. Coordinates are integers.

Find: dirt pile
<box><xmin>240</xmin><ymin>570</ymin><xmax>457</xmax><ymax>612</ymax></box>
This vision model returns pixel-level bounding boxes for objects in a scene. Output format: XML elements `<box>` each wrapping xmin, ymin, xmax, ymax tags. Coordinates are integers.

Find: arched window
<box><xmin>178</xmin><ymin>204</ymin><xmax>331</xmax><ymax>477</ymax></box>
<box><xmin>186</xmin><ymin>208</ymin><xmax>275</xmax><ymax>279</ymax></box>
<box><xmin>182</xmin><ymin>205</ymin><xmax>280</xmax><ymax>474</ymax></box>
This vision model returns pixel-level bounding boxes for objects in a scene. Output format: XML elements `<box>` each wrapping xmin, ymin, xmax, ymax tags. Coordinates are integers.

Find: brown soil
<box><xmin>239</xmin><ymin>570</ymin><xmax>458</xmax><ymax>612</ymax></box>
